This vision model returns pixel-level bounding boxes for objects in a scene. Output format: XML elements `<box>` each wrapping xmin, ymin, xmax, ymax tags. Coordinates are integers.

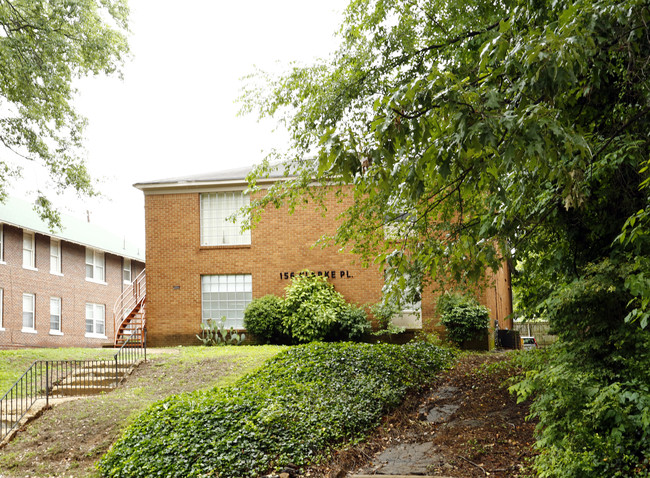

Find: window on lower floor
<box><xmin>0</xmin><ymin>288</ymin><xmax>3</xmax><ymax>329</ymax></box>
<box><xmin>23</xmin><ymin>293</ymin><xmax>35</xmax><ymax>330</ymax></box>
<box><xmin>201</xmin><ymin>274</ymin><xmax>252</xmax><ymax>329</ymax></box>
<box><xmin>85</xmin><ymin>303</ymin><xmax>105</xmax><ymax>336</ymax></box>
<box><xmin>50</xmin><ymin>297</ymin><xmax>61</xmax><ymax>332</ymax></box>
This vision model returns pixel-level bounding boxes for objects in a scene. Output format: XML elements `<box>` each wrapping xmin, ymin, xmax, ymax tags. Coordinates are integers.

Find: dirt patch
<box><xmin>0</xmin><ymin>354</ymin><xmax>243</xmax><ymax>477</ymax></box>
<box><xmin>305</xmin><ymin>352</ymin><xmax>537</xmax><ymax>477</ymax></box>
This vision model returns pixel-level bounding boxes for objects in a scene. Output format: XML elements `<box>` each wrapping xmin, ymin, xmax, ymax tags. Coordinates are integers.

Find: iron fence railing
<box><xmin>0</xmin><ymin>331</ymin><xmax>146</xmax><ymax>443</ymax></box>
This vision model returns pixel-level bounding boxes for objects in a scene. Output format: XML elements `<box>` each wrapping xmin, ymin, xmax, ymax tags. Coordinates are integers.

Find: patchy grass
<box><xmin>0</xmin><ymin>345</ymin><xmax>282</xmax><ymax>478</ymax></box>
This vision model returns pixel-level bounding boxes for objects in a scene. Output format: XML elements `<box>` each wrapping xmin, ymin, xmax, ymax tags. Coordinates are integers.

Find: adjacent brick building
<box><xmin>136</xmin><ymin>166</ymin><xmax>512</xmax><ymax>347</ymax></box>
<box><xmin>0</xmin><ymin>197</ymin><xmax>145</xmax><ymax>349</ymax></box>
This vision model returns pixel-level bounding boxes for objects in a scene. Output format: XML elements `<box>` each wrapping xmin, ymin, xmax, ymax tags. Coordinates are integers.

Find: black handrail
<box><xmin>0</xmin><ymin>331</ymin><xmax>146</xmax><ymax>443</ymax></box>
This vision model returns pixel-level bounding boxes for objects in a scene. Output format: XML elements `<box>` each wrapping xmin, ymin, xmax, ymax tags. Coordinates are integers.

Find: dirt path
<box><xmin>306</xmin><ymin>352</ymin><xmax>537</xmax><ymax>477</ymax></box>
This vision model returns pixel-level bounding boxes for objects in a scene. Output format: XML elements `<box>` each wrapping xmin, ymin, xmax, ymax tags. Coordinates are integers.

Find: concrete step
<box><xmin>51</xmin><ymin>385</ymin><xmax>114</xmax><ymax>396</ymax></box>
<box><xmin>55</xmin><ymin>376</ymin><xmax>123</xmax><ymax>387</ymax></box>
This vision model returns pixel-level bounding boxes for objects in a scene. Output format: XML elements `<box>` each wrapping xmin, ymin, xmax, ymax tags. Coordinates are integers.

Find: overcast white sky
<box><xmin>10</xmin><ymin>0</ymin><xmax>349</xmax><ymax>248</ymax></box>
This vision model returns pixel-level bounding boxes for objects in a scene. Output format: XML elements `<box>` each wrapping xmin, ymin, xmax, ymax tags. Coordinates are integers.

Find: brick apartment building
<box><xmin>135</xmin><ymin>165</ymin><xmax>512</xmax><ymax>347</ymax></box>
<box><xmin>0</xmin><ymin>197</ymin><xmax>145</xmax><ymax>349</ymax></box>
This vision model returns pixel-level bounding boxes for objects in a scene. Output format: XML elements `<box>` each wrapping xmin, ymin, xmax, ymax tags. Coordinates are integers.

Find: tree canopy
<box><xmin>0</xmin><ymin>0</ymin><xmax>130</xmax><ymax>223</ymax></box>
<box><xmin>243</xmin><ymin>0</ymin><xmax>650</xmax><ymax>474</ymax></box>
<box><xmin>243</xmin><ymin>0</ymin><xmax>649</xmax><ymax>310</ymax></box>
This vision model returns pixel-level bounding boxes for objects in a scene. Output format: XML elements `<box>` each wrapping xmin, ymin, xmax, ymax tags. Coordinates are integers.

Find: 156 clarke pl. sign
<box><xmin>279</xmin><ymin>270</ymin><xmax>354</xmax><ymax>280</ymax></box>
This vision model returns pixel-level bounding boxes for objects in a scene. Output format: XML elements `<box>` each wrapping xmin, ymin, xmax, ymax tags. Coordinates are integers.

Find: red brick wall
<box><xmin>0</xmin><ymin>224</ymin><xmax>145</xmax><ymax>348</ymax></box>
<box><xmin>143</xmin><ymin>187</ymin><xmax>511</xmax><ymax>346</ymax></box>
<box><xmin>144</xmin><ymin>189</ymin><xmax>384</xmax><ymax>346</ymax></box>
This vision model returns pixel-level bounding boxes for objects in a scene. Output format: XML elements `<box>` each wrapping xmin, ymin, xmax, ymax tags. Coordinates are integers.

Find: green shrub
<box><xmin>244</xmin><ymin>295</ymin><xmax>287</xmax><ymax>344</ymax></box>
<box><xmin>370</xmin><ymin>301</ymin><xmax>401</xmax><ymax>330</ymax></box>
<box><xmin>282</xmin><ymin>273</ymin><xmax>369</xmax><ymax>343</ymax></box>
<box><xmin>511</xmin><ymin>260</ymin><xmax>650</xmax><ymax>477</ymax></box>
<box><xmin>98</xmin><ymin>342</ymin><xmax>457</xmax><ymax>478</ymax></box>
<box><xmin>333</xmin><ymin>304</ymin><xmax>372</xmax><ymax>341</ymax></box>
<box><xmin>437</xmin><ymin>292</ymin><xmax>490</xmax><ymax>346</ymax></box>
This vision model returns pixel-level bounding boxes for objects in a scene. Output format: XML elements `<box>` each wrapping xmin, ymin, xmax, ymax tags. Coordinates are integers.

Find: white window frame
<box><xmin>123</xmin><ymin>258</ymin><xmax>132</xmax><ymax>284</ymax></box>
<box><xmin>50</xmin><ymin>238</ymin><xmax>62</xmax><ymax>275</ymax></box>
<box><xmin>85</xmin><ymin>248</ymin><xmax>106</xmax><ymax>283</ymax></box>
<box><xmin>50</xmin><ymin>297</ymin><xmax>63</xmax><ymax>335</ymax></box>
<box><xmin>22</xmin><ymin>293</ymin><xmax>36</xmax><ymax>333</ymax></box>
<box><xmin>200</xmin><ymin>192</ymin><xmax>251</xmax><ymax>246</ymax></box>
<box><xmin>85</xmin><ymin>303</ymin><xmax>106</xmax><ymax>338</ymax></box>
<box><xmin>0</xmin><ymin>288</ymin><xmax>4</xmax><ymax>331</ymax></box>
<box><xmin>201</xmin><ymin>274</ymin><xmax>252</xmax><ymax>329</ymax></box>
<box><xmin>23</xmin><ymin>231</ymin><xmax>36</xmax><ymax>270</ymax></box>
<box><xmin>0</xmin><ymin>223</ymin><xmax>4</xmax><ymax>263</ymax></box>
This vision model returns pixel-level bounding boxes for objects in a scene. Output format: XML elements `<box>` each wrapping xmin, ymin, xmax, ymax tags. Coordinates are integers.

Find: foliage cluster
<box><xmin>511</xmin><ymin>261</ymin><xmax>650</xmax><ymax>477</ymax></box>
<box><xmin>0</xmin><ymin>0</ymin><xmax>130</xmax><ymax>225</ymax></box>
<box><xmin>196</xmin><ymin>318</ymin><xmax>246</xmax><ymax>346</ymax></box>
<box><xmin>241</xmin><ymin>0</ymin><xmax>650</xmax><ymax>474</ymax></box>
<box><xmin>437</xmin><ymin>293</ymin><xmax>490</xmax><ymax>346</ymax></box>
<box><xmin>370</xmin><ymin>301</ymin><xmax>402</xmax><ymax>330</ymax></box>
<box><xmin>244</xmin><ymin>273</ymin><xmax>371</xmax><ymax>344</ymax></box>
<box><xmin>98</xmin><ymin>342</ymin><xmax>456</xmax><ymax>478</ymax></box>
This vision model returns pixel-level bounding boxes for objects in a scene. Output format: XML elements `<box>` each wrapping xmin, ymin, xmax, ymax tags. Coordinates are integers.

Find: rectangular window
<box><xmin>22</xmin><ymin>293</ymin><xmax>35</xmax><ymax>331</ymax></box>
<box><xmin>200</xmin><ymin>192</ymin><xmax>251</xmax><ymax>246</ymax></box>
<box><xmin>201</xmin><ymin>274</ymin><xmax>252</xmax><ymax>329</ymax></box>
<box><xmin>0</xmin><ymin>223</ymin><xmax>4</xmax><ymax>262</ymax></box>
<box><xmin>23</xmin><ymin>231</ymin><xmax>35</xmax><ymax>268</ymax></box>
<box><xmin>85</xmin><ymin>248</ymin><xmax>105</xmax><ymax>282</ymax></box>
<box><xmin>85</xmin><ymin>303</ymin><xmax>105</xmax><ymax>337</ymax></box>
<box><xmin>0</xmin><ymin>288</ymin><xmax>4</xmax><ymax>330</ymax></box>
<box><xmin>123</xmin><ymin>258</ymin><xmax>132</xmax><ymax>283</ymax></box>
<box><xmin>50</xmin><ymin>297</ymin><xmax>62</xmax><ymax>333</ymax></box>
<box><xmin>50</xmin><ymin>239</ymin><xmax>62</xmax><ymax>274</ymax></box>
<box><xmin>383</xmin><ymin>212</ymin><xmax>416</xmax><ymax>240</ymax></box>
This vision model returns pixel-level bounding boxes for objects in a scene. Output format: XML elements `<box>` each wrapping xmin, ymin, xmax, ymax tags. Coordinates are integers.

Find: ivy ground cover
<box><xmin>98</xmin><ymin>342</ymin><xmax>456</xmax><ymax>477</ymax></box>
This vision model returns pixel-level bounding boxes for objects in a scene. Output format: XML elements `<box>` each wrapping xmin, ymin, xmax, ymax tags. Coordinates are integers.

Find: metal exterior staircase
<box><xmin>114</xmin><ymin>268</ymin><xmax>146</xmax><ymax>347</ymax></box>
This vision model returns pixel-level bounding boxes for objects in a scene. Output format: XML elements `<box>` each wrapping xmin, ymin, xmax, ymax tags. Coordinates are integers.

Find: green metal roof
<box><xmin>0</xmin><ymin>197</ymin><xmax>144</xmax><ymax>261</ymax></box>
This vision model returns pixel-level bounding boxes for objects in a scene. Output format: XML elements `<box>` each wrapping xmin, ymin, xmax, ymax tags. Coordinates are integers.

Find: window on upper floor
<box><xmin>85</xmin><ymin>248</ymin><xmax>105</xmax><ymax>282</ymax></box>
<box><xmin>0</xmin><ymin>224</ymin><xmax>4</xmax><ymax>262</ymax></box>
<box><xmin>383</xmin><ymin>211</ymin><xmax>417</xmax><ymax>241</ymax></box>
<box><xmin>23</xmin><ymin>231</ymin><xmax>35</xmax><ymax>269</ymax></box>
<box><xmin>123</xmin><ymin>258</ymin><xmax>131</xmax><ymax>284</ymax></box>
<box><xmin>50</xmin><ymin>238</ymin><xmax>62</xmax><ymax>274</ymax></box>
<box><xmin>22</xmin><ymin>293</ymin><xmax>35</xmax><ymax>331</ymax></box>
<box><xmin>201</xmin><ymin>274</ymin><xmax>252</xmax><ymax>329</ymax></box>
<box><xmin>85</xmin><ymin>302</ymin><xmax>105</xmax><ymax>337</ymax></box>
<box><xmin>200</xmin><ymin>192</ymin><xmax>251</xmax><ymax>246</ymax></box>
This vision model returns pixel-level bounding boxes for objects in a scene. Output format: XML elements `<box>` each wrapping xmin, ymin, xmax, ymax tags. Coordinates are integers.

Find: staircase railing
<box><xmin>113</xmin><ymin>268</ymin><xmax>146</xmax><ymax>343</ymax></box>
<box><xmin>0</xmin><ymin>333</ymin><xmax>146</xmax><ymax>444</ymax></box>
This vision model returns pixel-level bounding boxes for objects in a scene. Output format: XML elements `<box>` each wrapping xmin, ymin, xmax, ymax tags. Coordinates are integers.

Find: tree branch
<box><xmin>592</xmin><ymin>106</ymin><xmax>650</xmax><ymax>162</ymax></box>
